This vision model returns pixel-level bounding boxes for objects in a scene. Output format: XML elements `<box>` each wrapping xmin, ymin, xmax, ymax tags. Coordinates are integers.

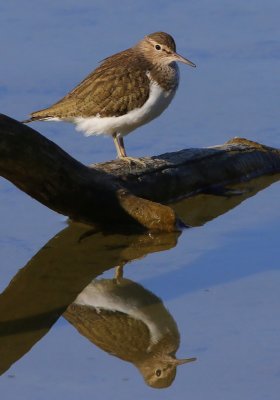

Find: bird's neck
<box><xmin>149</xmin><ymin>62</ymin><xmax>179</xmax><ymax>92</ymax></box>
<box><xmin>133</xmin><ymin>45</ymin><xmax>180</xmax><ymax>92</ymax></box>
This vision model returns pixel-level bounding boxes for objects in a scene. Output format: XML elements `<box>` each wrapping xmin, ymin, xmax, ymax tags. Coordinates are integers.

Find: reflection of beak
<box><xmin>175</xmin><ymin>357</ymin><xmax>197</xmax><ymax>365</ymax></box>
<box><xmin>164</xmin><ymin>355</ymin><xmax>197</xmax><ymax>365</ymax></box>
<box><xmin>173</xmin><ymin>52</ymin><xmax>196</xmax><ymax>67</ymax></box>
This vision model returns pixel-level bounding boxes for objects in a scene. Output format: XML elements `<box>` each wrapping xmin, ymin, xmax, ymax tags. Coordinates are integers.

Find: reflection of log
<box><xmin>0</xmin><ymin>168</ymin><xmax>277</xmax><ymax>375</ymax></box>
<box><xmin>0</xmin><ymin>224</ymin><xmax>179</xmax><ymax>375</ymax></box>
<box><xmin>174</xmin><ymin>173</ymin><xmax>280</xmax><ymax>226</ymax></box>
<box><xmin>1</xmin><ymin>114</ymin><xmax>280</xmax><ymax>230</ymax></box>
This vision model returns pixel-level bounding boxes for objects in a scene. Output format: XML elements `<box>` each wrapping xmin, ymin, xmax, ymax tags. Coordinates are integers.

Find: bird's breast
<box><xmin>74</xmin><ymin>75</ymin><xmax>177</xmax><ymax>137</ymax></box>
<box><xmin>136</xmin><ymin>77</ymin><xmax>177</xmax><ymax>122</ymax></box>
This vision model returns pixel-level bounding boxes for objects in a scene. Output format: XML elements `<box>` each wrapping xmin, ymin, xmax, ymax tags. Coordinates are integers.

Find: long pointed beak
<box><xmin>173</xmin><ymin>52</ymin><xmax>196</xmax><ymax>67</ymax></box>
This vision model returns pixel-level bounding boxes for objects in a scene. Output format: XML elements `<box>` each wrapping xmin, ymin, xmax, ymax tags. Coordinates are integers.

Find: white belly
<box><xmin>74</xmin><ymin>80</ymin><xmax>177</xmax><ymax>137</ymax></box>
<box><xmin>75</xmin><ymin>279</ymin><xmax>177</xmax><ymax>345</ymax></box>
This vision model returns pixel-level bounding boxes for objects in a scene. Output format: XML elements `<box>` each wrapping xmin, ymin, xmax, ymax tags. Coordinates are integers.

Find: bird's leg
<box><xmin>118</xmin><ymin>136</ymin><xmax>127</xmax><ymax>157</ymax></box>
<box><xmin>114</xmin><ymin>265</ymin><xmax>124</xmax><ymax>284</ymax></box>
<box><xmin>112</xmin><ymin>132</ymin><xmax>146</xmax><ymax>167</ymax></box>
<box><xmin>113</xmin><ymin>132</ymin><xmax>126</xmax><ymax>158</ymax></box>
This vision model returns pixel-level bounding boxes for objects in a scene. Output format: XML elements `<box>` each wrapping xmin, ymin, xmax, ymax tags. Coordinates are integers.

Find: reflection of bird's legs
<box><xmin>112</xmin><ymin>132</ymin><xmax>146</xmax><ymax>166</ymax></box>
<box><xmin>114</xmin><ymin>265</ymin><xmax>124</xmax><ymax>284</ymax></box>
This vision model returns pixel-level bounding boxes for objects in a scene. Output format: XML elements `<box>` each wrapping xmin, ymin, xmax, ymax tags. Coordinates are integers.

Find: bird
<box><xmin>22</xmin><ymin>32</ymin><xmax>196</xmax><ymax>161</ymax></box>
<box><xmin>64</xmin><ymin>277</ymin><xmax>196</xmax><ymax>389</ymax></box>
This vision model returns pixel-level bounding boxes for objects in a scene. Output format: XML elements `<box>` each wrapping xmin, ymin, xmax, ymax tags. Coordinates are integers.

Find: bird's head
<box><xmin>136</xmin><ymin>353</ymin><xmax>196</xmax><ymax>389</ymax></box>
<box><xmin>136</xmin><ymin>31</ymin><xmax>196</xmax><ymax>68</ymax></box>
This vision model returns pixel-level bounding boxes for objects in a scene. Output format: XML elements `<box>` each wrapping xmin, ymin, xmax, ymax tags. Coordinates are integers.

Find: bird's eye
<box><xmin>155</xmin><ymin>45</ymin><xmax>161</xmax><ymax>50</ymax></box>
<box><xmin>155</xmin><ymin>369</ymin><xmax>162</xmax><ymax>377</ymax></box>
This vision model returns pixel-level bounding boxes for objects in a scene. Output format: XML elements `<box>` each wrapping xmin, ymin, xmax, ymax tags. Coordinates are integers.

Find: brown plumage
<box><xmin>23</xmin><ymin>32</ymin><xmax>196</xmax><ymax>158</ymax></box>
<box><xmin>25</xmin><ymin>49</ymin><xmax>151</xmax><ymax>120</ymax></box>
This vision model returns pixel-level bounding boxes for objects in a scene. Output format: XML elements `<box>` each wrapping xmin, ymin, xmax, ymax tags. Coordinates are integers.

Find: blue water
<box><xmin>0</xmin><ymin>1</ymin><xmax>279</xmax><ymax>399</ymax></box>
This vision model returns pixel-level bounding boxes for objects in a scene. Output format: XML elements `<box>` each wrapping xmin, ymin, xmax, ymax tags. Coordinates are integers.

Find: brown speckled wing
<box><xmin>30</xmin><ymin>49</ymin><xmax>151</xmax><ymax>120</ymax></box>
<box><xmin>64</xmin><ymin>304</ymin><xmax>151</xmax><ymax>362</ymax></box>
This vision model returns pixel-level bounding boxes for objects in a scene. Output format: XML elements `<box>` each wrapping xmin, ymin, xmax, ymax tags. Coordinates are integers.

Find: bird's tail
<box><xmin>21</xmin><ymin>112</ymin><xmax>52</xmax><ymax>124</ymax></box>
<box><xmin>22</xmin><ymin>99</ymin><xmax>71</xmax><ymax>123</ymax></box>
<box><xmin>21</xmin><ymin>117</ymin><xmax>34</xmax><ymax>124</ymax></box>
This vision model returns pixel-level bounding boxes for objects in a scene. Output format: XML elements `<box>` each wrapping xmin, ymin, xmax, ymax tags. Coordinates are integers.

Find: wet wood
<box><xmin>0</xmin><ymin>114</ymin><xmax>279</xmax><ymax>230</ymax></box>
<box><xmin>94</xmin><ymin>137</ymin><xmax>280</xmax><ymax>203</ymax></box>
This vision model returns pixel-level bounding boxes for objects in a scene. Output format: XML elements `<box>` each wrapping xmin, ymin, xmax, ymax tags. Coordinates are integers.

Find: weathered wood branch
<box><xmin>0</xmin><ymin>114</ymin><xmax>176</xmax><ymax>231</ymax></box>
<box><xmin>0</xmin><ymin>114</ymin><xmax>279</xmax><ymax>230</ymax></box>
<box><xmin>94</xmin><ymin>138</ymin><xmax>280</xmax><ymax>203</ymax></box>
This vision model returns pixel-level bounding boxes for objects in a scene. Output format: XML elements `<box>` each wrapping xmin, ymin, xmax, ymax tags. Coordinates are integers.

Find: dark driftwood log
<box><xmin>0</xmin><ymin>113</ymin><xmax>279</xmax><ymax>230</ymax></box>
<box><xmin>94</xmin><ymin>138</ymin><xmax>280</xmax><ymax>203</ymax></box>
<box><xmin>0</xmin><ymin>114</ymin><xmax>176</xmax><ymax>232</ymax></box>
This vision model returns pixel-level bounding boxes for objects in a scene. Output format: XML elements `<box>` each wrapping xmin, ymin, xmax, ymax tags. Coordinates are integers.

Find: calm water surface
<box><xmin>0</xmin><ymin>1</ymin><xmax>280</xmax><ymax>399</ymax></box>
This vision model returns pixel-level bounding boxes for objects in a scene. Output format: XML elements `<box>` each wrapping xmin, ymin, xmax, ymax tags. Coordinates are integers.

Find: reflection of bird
<box><xmin>64</xmin><ymin>278</ymin><xmax>196</xmax><ymax>388</ymax></box>
<box><xmin>23</xmin><ymin>32</ymin><xmax>195</xmax><ymax>160</ymax></box>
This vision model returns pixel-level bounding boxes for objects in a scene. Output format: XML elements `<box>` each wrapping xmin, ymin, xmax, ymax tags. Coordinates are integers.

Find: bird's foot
<box><xmin>118</xmin><ymin>156</ymin><xmax>146</xmax><ymax>168</ymax></box>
